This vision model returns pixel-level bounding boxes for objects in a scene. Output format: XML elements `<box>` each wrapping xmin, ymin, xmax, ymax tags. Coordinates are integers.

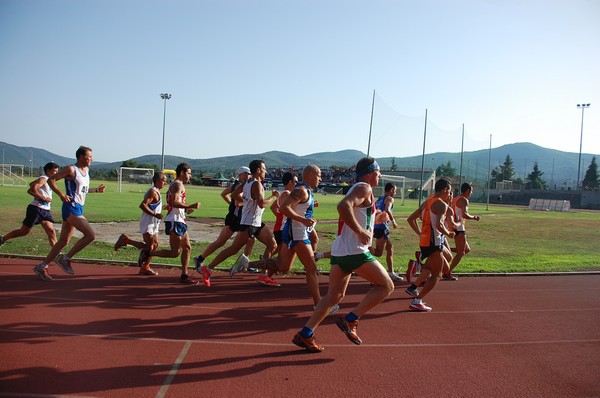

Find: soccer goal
<box><xmin>117</xmin><ymin>167</ymin><xmax>154</xmax><ymax>192</ymax></box>
<box><xmin>380</xmin><ymin>174</ymin><xmax>406</xmax><ymax>205</ymax></box>
<box><xmin>0</xmin><ymin>164</ymin><xmax>26</xmax><ymax>186</ymax></box>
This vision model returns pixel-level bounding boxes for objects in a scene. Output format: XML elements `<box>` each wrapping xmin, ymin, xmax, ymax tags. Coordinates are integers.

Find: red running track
<box><xmin>1</xmin><ymin>257</ymin><xmax>599</xmax><ymax>398</ymax></box>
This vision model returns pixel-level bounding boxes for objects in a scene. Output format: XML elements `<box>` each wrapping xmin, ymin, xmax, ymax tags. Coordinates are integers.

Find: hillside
<box><xmin>1</xmin><ymin>141</ymin><xmax>597</xmax><ymax>186</ymax></box>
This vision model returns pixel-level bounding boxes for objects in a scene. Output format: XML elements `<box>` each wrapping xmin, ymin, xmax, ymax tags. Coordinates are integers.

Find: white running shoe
<box><xmin>388</xmin><ymin>272</ymin><xmax>405</xmax><ymax>282</ymax></box>
<box><xmin>230</xmin><ymin>254</ymin><xmax>250</xmax><ymax>278</ymax></box>
<box><xmin>409</xmin><ymin>298</ymin><xmax>432</xmax><ymax>312</ymax></box>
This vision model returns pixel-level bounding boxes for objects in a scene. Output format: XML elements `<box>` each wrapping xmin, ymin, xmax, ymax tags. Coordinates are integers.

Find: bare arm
<box><xmin>27</xmin><ymin>177</ymin><xmax>52</xmax><ymax>203</ymax></box>
<box><xmin>281</xmin><ymin>187</ymin><xmax>315</xmax><ymax>228</ymax></box>
<box><xmin>459</xmin><ymin>197</ymin><xmax>480</xmax><ymax>221</ymax></box>
<box><xmin>384</xmin><ymin>195</ymin><xmax>397</xmax><ymax>228</ymax></box>
<box><xmin>139</xmin><ymin>189</ymin><xmax>163</xmax><ymax>219</ymax></box>
<box><xmin>337</xmin><ymin>183</ymin><xmax>372</xmax><ymax>245</ymax></box>
<box><xmin>407</xmin><ymin>201</ymin><xmax>426</xmax><ymax>236</ymax></box>
<box><xmin>171</xmin><ymin>181</ymin><xmax>200</xmax><ymax>210</ymax></box>
<box><xmin>220</xmin><ymin>186</ymin><xmax>233</xmax><ymax>205</ymax></box>
<box><xmin>432</xmin><ymin>200</ymin><xmax>455</xmax><ymax>239</ymax></box>
<box><xmin>251</xmin><ymin>180</ymin><xmax>279</xmax><ymax>208</ymax></box>
<box><xmin>47</xmin><ymin>165</ymin><xmax>75</xmax><ymax>202</ymax></box>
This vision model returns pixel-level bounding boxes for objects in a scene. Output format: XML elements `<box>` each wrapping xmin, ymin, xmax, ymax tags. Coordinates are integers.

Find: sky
<box><xmin>1</xmin><ymin>0</ymin><xmax>599</xmax><ymax>164</ymax></box>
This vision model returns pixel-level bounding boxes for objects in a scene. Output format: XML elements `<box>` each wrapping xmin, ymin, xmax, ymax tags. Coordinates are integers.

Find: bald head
<box><xmin>302</xmin><ymin>164</ymin><xmax>322</xmax><ymax>189</ymax></box>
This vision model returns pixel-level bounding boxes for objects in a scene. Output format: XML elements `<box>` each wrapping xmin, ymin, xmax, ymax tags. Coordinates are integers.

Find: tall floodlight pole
<box><xmin>160</xmin><ymin>93</ymin><xmax>172</xmax><ymax>171</ymax></box>
<box><xmin>367</xmin><ymin>89</ymin><xmax>375</xmax><ymax>157</ymax></box>
<box><xmin>486</xmin><ymin>134</ymin><xmax>492</xmax><ymax>211</ymax></box>
<box><xmin>459</xmin><ymin>123</ymin><xmax>464</xmax><ymax>188</ymax></box>
<box><xmin>576</xmin><ymin>103</ymin><xmax>590</xmax><ymax>190</ymax></box>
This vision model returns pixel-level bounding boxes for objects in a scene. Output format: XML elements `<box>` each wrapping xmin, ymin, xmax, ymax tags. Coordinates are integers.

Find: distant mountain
<box><xmin>1</xmin><ymin>141</ymin><xmax>597</xmax><ymax>186</ymax></box>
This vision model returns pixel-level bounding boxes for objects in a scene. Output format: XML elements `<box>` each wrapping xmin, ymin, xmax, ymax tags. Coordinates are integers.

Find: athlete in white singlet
<box><xmin>34</xmin><ymin>146</ymin><xmax>106</xmax><ymax>281</ymax></box>
<box><xmin>1</xmin><ymin>162</ymin><xmax>59</xmax><ymax>248</ymax></box>
<box><xmin>139</xmin><ymin>163</ymin><xmax>200</xmax><ymax>284</ymax></box>
<box><xmin>114</xmin><ymin>172</ymin><xmax>167</xmax><ymax>276</ymax></box>
<box><xmin>293</xmin><ymin>157</ymin><xmax>394</xmax><ymax>353</ymax></box>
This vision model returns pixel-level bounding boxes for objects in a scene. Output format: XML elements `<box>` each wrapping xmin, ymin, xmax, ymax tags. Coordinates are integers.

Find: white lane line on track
<box><xmin>155</xmin><ymin>340</ymin><xmax>191</xmax><ymax>398</ymax></box>
<box><xmin>1</xmin><ymin>328</ymin><xmax>599</xmax><ymax>348</ymax></box>
<box><xmin>3</xmin><ymin>294</ymin><xmax>600</xmax><ymax>314</ymax></box>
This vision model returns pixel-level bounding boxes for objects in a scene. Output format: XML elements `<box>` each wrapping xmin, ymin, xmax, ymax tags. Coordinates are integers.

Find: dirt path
<box><xmin>87</xmin><ymin>218</ymin><xmax>225</xmax><ymax>245</ymax></box>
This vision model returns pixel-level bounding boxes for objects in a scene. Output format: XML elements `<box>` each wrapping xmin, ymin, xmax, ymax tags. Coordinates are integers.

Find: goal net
<box><xmin>1</xmin><ymin>164</ymin><xmax>26</xmax><ymax>186</ymax></box>
<box><xmin>117</xmin><ymin>167</ymin><xmax>154</xmax><ymax>192</ymax></box>
<box><xmin>379</xmin><ymin>174</ymin><xmax>406</xmax><ymax>205</ymax></box>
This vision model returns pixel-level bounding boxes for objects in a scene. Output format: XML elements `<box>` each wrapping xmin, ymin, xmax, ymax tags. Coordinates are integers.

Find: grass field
<box><xmin>1</xmin><ymin>179</ymin><xmax>599</xmax><ymax>273</ymax></box>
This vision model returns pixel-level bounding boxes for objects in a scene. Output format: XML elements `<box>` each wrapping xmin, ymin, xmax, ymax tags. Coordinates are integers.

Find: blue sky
<box><xmin>1</xmin><ymin>0</ymin><xmax>599</xmax><ymax>163</ymax></box>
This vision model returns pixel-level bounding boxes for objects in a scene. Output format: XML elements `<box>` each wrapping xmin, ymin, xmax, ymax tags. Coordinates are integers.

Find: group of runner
<box><xmin>0</xmin><ymin>148</ymin><xmax>480</xmax><ymax>353</ymax></box>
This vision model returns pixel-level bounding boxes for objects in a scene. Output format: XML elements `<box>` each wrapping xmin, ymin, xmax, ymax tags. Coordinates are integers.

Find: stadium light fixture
<box><xmin>576</xmin><ymin>103</ymin><xmax>591</xmax><ymax>190</ymax></box>
<box><xmin>160</xmin><ymin>93</ymin><xmax>172</xmax><ymax>171</ymax></box>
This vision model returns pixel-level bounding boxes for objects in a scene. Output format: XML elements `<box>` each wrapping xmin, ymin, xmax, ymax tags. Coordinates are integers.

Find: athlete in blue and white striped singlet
<box><xmin>282</xmin><ymin>182</ymin><xmax>315</xmax><ymax>244</ymax></box>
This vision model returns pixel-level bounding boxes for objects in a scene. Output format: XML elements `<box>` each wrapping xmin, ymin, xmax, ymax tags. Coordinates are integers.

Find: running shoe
<box><xmin>201</xmin><ymin>265</ymin><xmax>212</xmax><ymax>287</ymax></box>
<box><xmin>139</xmin><ymin>267</ymin><xmax>158</xmax><ymax>276</ymax></box>
<box><xmin>193</xmin><ymin>256</ymin><xmax>203</xmax><ymax>273</ymax></box>
<box><xmin>388</xmin><ymin>272</ymin><xmax>406</xmax><ymax>282</ymax></box>
<box><xmin>137</xmin><ymin>249</ymin><xmax>151</xmax><ymax>267</ymax></box>
<box><xmin>335</xmin><ymin>316</ymin><xmax>362</xmax><ymax>345</ymax></box>
<box><xmin>239</xmin><ymin>254</ymin><xmax>250</xmax><ymax>271</ymax></box>
<box><xmin>292</xmin><ymin>332</ymin><xmax>324</xmax><ymax>353</ymax></box>
<box><xmin>33</xmin><ymin>264</ymin><xmax>52</xmax><ymax>281</ymax></box>
<box><xmin>180</xmin><ymin>274</ymin><xmax>199</xmax><ymax>285</ymax></box>
<box><xmin>405</xmin><ymin>285</ymin><xmax>419</xmax><ymax>298</ymax></box>
<box><xmin>409</xmin><ymin>298</ymin><xmax>432</xmax><ymax>312</ymax></box>
<box><xmin>56</xmin><ymin>254</ymin><xmax>75</xmax><ymax>274</ymax></box>
<box><xmin>256</xmin><ymin>274</ymin><xmax>281</xmax><ymax>287</ymax></box>
<box><xmin>229</xmin><ymin>254</ymin><xmax>249</xmax><ymax>278</ymax></box>
<box><xmin>442</xmin><ymin>273</ymin><xmax>459</xmax><ymax>281</ymax></box>
<box><xmin>114</xmin><ymin>233</ymin><xmax>128</xmax><ymax>251</ymax></box>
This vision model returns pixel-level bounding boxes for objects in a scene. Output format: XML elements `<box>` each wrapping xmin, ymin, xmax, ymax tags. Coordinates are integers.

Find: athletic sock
<box><xmin>197</xmin><ymin>255</ymin><xmax>205</xmax><ymax>263</ymax></box>
<box><xmin>300</xmin><ymin>327</ymin><xmax>314</xmax><ymax>338</ymax></box>
<box><xmin>346</xmin><ymin>312</ymin><xmax>359</xmax><ymax>323</ymax></box>
<box><xmin>409</xmin><ymin>283</ymin><xmax>417</xmax><ymax>290</ymax></box>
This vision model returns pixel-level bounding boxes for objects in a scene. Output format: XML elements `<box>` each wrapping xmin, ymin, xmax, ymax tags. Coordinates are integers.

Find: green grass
<box><xmin>1</xmin><ymin>180</ymin><xmax>600</xmax><ymax>273</ymax></box>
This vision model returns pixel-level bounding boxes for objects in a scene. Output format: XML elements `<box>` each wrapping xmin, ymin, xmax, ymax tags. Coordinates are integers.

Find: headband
<box><xmin>356</xmin><ymin>160</ymin><xmax>380</xmax><ymax>177</ymax></box>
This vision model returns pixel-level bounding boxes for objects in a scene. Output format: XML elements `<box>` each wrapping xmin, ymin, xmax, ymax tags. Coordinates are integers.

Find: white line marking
<box><xmin>3</xmin><ymin>294</ymin><xmax>600</xmax><ymax>314</ymax></box>
<box><xmin>0</xmin><ymin>328</ymin><xmax>598</xmax><ymax>348</ymax></box>
<box><xmin>155</xmin><ymin>341</ymin><xmax>191</xmax><ymax>398</ymax></box>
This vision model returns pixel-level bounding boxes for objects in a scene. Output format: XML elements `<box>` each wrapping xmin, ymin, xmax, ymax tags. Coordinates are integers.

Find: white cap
<box><xmin>237</xmin><ymin>166</ymin><xmax>251</xmax><ymax>175</ymax></box>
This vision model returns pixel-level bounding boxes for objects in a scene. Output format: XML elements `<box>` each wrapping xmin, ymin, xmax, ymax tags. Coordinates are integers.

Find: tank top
<box><xmin>273</xmin><ymin>189</ymin><xmax>290</xmax><ymax>232</ymax></box>
<box><xmin>241</xmin><ymin>178</ymin><xmax>265</xmax><ymax>227</ymax></box>
<box><xmin>30</xmin><ymin>174</ymin><xmax>52</xmax><ymax>210</ymax></box>
<box><xmin>283</xmin><ymin>183</ymin><xmax>314</xmax><ymax>241</ymax></box>
<box><xmin>64</xmin><ymin>165</ymin><xmax>90</xmax><ymax>206</ymax></box>
<box><xmin>330</xmin><ymin>182</ymin><xmax>375</xmax><ymax>256</ymax></box>
<box><xmin>452</xmin><ymin>196</ymin><xmax>466</xmax><ymax>232</ymax></box>
<box><xmin>374</xmin><ymin>194</ymin><xmax>392</xmax><ymax>229</ymax></box>
<box><xmin>165</xmin><ymin>181</ymin><xmax>186</xmax><ymax>223</ymax></box>
<box><xmin>140</xmin><ymin>186</ymin><xmax>162</xmax><ymax>226</ymax></box>
<box><xmin>420</xmin><ymin>196</ymin><xmax>445</xmax><ymax>247</ymax></box>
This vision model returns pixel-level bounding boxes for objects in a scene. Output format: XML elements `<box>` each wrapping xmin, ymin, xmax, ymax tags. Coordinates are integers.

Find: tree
<box><xmin>526</xmin><ymin>161</ymin><xmax>546</xmax><ymax>190</ymax></box>
<box><xmin>390</xmin><ymin>157</ymin><xmax>398</xmax><ymax>171</ymax></box>
<box><xmin>491</xmin><ymin>154</ymin><xmax>515</xmax><ymax>186</ymax></box>
<box><xmin>436</xmin><ymin>161</ymin><xmax>456</xmax><ymax>177</ymax></box>
<box><xmin>500</xmin><ymin>155</ymin><xmax>515</xmax><ymax>181</ymax></box>
<box><xmin>582</xmin><ymin>156</ymin><xmax>599</xmax><ymax>190</ymax></box>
